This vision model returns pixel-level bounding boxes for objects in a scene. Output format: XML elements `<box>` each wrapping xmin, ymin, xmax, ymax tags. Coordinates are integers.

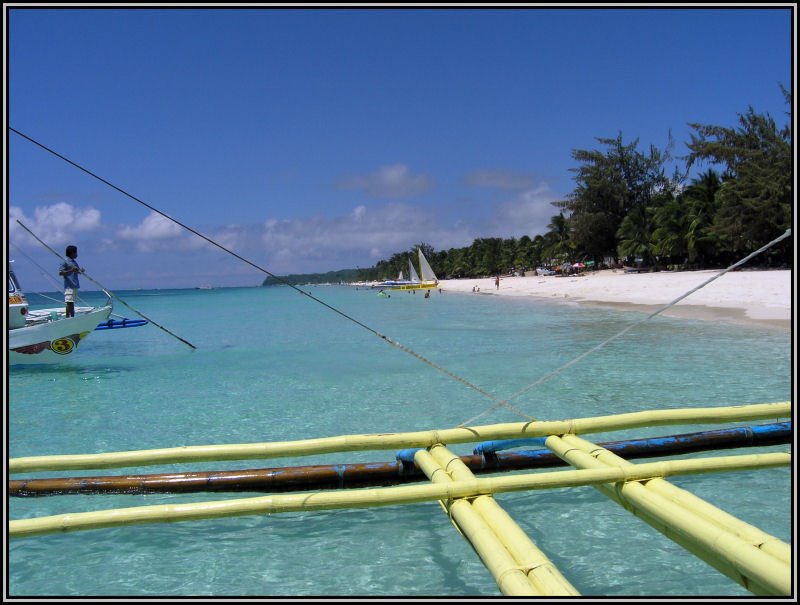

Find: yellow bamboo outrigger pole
<box><xmin>545</xmin><ymin>433</ymin><xmax>790</xmax><ymax>596</ymax></box>
<box><xmin>416</xmin><ymin>444</ymin><xmax>580</xmax><ymax>596</ymax></box>
<box><xmin>9</xmin><ymin>402</ymin><xmax>790</xmax><ymax>473</ymax></box>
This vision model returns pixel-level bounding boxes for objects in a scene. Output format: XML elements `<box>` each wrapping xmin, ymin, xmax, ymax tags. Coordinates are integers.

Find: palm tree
<box><xmin>616</xmin><ymin>207</ymin><xmax>654</xmax><ymax>266</ymax></box>
<box><xmin>681</xmin><ymin>169</ymin><xmax>722</xmax><ymax>266</ymax></box>
<box><xmin>544</xmin><ymin>213</ymin><xmax>572</xmax><ymax>262</ymax></box>
<box><xmin>651</xmin><ymin>198</ymin><xmax>688</xmax><ymax>265</ymax></box>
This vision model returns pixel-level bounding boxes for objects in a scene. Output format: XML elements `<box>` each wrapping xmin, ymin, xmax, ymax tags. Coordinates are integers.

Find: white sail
<box><xmin>418</xmin><ymin>248</ymin><xmax>437</xmax><ymax>283</ymax></box>
<box><xmin>408</xmin><ymin>258</ymin><xmax>421</xmax><ymax>283</ymax></box>
<box><xmin>397</xmin><ymin>269</ymin><xmax>405</xmax><ymax>280</ymax></box>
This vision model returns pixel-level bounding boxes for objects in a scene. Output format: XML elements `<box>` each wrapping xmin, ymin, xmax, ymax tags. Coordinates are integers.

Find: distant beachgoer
<box><xmin>424</xmin><ymin>290</ymin><xmax>430</xmax><ymax>298</ymax></box>
<box><xmin>59</xmin><ymin>244</ymin><xmax>84</xmax><ymax>317</ymax></box>
<box><xmin>495</xmin><ymin>275</ymin><xmax>500</xmax><ymax>289</ymax></box>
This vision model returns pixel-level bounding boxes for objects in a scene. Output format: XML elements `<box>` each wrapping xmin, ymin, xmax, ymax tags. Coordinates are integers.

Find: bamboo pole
<box><xmin>429</xmin><ymin>445</ymin><xmax>579</xmax><ymax>596</ymax></box>
<box><xmin>9</xmin><ymin>402</ymin><xmax>790</xmax><ymax>473</ymax></box>
<box><xmin>10</xmin><ymin>453</ymin><xmax>789</xmax><ymax>540</ymax></box>
<box><xmin>644</xmin><ymin>481</ymin><xmax>791</xmax><ymax>565</ymax></box>
<box><xmin>10</xmin><ymin>422</ymin><xmax>791</xmax><ymax>497</ymax></box>
<box><xmin>414</xmin><ymin>448</ymin><xmax>539</xmax><ymax>596</ymax></box>
<box><xmin>617</xmin><ymin>480</ymin><xmax>788</xmax><ymax>596</ymax></box>
<box><xmin>564</xmin><ymin>433</ymin><xmax>792</xmax><ymax>565</ymax></box>
<box><xmin>546</xmin><ymin>435</ymin><xmax>790</xmax><ymax>596</ymax></box>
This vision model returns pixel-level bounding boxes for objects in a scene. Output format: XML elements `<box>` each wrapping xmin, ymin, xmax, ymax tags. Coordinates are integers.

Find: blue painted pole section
<box><xmin>398</xmin><ymin>423</ymin><xmax>790</xmax><ymax>465</ymax></box>
<box><xmin>95</xmin><ymin>318</ymin><xmax>149</xmax><ymax>330</ymax></box>
<box><xmin>395</xmin><ymin>448</ymin><xmax>423</xmax><ymax>463</ymax></box>
<box><xmin>473</xmin><ymin>438</ymin><xmax>547</xmax><ymax>455</ymax></box>
<box><xmin>750</xmin><ymin>421</ymin><xmax>791</xmax><ymax>438</ymax></box>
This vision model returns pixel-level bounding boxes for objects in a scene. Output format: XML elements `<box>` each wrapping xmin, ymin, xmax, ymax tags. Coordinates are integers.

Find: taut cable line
<box><xmin>10</xmin><ymin>127</ymin><xmax>518</xmax><ymax>413</ymax></box>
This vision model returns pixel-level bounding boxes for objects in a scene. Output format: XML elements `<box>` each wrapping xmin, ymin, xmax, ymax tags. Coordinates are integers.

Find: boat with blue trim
<box><xmin>8</xmin><ymin>261</ymin><xmax>113</xmax><ymax>365</ymax></box>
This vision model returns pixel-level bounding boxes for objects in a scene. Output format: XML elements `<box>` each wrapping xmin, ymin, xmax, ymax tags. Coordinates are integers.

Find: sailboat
<box><xmin>389</xmin><ymin>248</ymin><xmax>438</xmax><ymax>291</ymax></box>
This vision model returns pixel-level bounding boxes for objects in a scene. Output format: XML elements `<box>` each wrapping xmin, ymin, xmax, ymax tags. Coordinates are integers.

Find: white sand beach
<box><xmin>438</xmin><ymin>269</ymin><xmax>792</xmax><ymax>329</ymax></box>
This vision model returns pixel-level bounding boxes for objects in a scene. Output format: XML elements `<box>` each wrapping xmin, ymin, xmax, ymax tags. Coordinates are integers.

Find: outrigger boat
<box><xmin>8</xmin><ymin>262</ymin><xmax>113</xmax><ymax>365</ymax></box>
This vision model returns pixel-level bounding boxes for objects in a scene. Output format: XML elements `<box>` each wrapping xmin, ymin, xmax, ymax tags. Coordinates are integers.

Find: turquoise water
<box><xmin>7</xmin><ymin>285</ymin><xmax>792</xmax><ymax>597</ymax></box>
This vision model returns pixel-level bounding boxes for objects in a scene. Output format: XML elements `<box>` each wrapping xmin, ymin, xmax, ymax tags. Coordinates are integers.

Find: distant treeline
<box><xmin>265</xmin><ymin>91</ymin><xmax>793</xmax><ymax>286</ymax></box>
<box><xmin>261</xmin><ymin>268</ymin><xmax>361</xmax><ymax>287</ymax></box>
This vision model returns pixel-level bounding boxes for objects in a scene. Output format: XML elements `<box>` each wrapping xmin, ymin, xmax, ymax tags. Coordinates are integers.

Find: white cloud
<box><xmin>339</xmin><ymin>164</ymin><xmax>433</xmax><ymax>198</ymax></box>
<box><xmin>115</xmin><ymin>212</ymin><xmax>247</xmax><ymax>254</ymax></box>
<box><xmin>9</xmin><ymin>203</ymin><xmax>102</xmax><ymax>246</ymax></box>
<box><xmin>490</xmin><ymin>184</ymin><xmax>561</xmax><ymax>237</ymax></box>
<box><xmin>204</xmin><ymin>224</ymin><xmax>243</xmax><ymax>253</ymax></box>
<box><xmin>116</xmin><ymin>212</ymin><xmax>184</xmax><ymax>252</ymax></box>
<box><xmin>261</xmin><ymin>203</ymin><xmax>473</xmax><ymax>273</ymax></box>
<box><xmin>257</xmin><ymin>179</ymin><xmax>564</xmax><ymax>275</ymax></box>
<box><xmin>118</xmin><ymin>212</ymin><xmax>183</xmax><ymax>242</ymax></box>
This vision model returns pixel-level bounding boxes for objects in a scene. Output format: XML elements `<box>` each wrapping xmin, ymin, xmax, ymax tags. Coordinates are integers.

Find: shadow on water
<box><xmin>8</xmin><ymin>363</ymin><xmax>135</xmax><ymax>376</ymax></box>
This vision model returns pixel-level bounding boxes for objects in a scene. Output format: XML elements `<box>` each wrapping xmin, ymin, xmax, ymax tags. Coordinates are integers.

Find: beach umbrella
<box><xmin>573</xmin><ymin>262</ymin><xmax>585</xmax><ymax>269</ymax></box>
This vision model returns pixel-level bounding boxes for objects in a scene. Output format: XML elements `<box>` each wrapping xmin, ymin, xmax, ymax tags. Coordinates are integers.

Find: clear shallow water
<box><xmin>8</xmin><ymin>285</ymin><xmax>792</xmax><ymax>597</ymax></box>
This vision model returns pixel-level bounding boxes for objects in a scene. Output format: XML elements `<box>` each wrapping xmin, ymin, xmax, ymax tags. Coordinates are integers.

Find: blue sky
<box><xmin>6</xmin><ymin>6</ymin><xmax>793</xmax><ymax>291</ymax></box>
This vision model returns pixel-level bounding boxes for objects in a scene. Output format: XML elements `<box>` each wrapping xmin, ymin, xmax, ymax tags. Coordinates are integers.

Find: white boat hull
<box><xmin>8</xmin><ymin>305</ymin><xmax>112</xmax><ymax>365</ymax></box>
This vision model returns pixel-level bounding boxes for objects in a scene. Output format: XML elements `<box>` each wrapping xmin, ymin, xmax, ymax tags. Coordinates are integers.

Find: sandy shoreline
<box><xmin>438</xmin><ymin>269</ymin><xmax>792</xmax><ymax>330</ymax></box>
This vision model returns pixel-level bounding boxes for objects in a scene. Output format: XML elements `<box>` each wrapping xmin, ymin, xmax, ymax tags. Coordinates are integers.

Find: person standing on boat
<box><xmin>59</xmin><ymin>245</ymin><xmax>84</xmax><ymax>317</ymax></box>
